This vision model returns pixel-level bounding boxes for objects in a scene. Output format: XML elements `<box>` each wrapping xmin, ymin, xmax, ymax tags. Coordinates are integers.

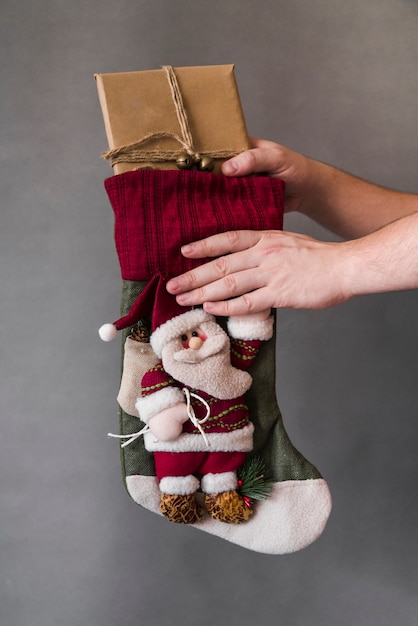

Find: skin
<box><xmin>166</xmin><ymin>138</ymin><xmax>418</xmax><ymax>315</ymax></box>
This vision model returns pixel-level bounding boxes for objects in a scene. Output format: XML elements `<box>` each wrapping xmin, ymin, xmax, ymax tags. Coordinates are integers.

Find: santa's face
<box><xmin>170</xmin><ymin>321</ymin><xmax>229</xmax><ymax>364</ymax></box>
<box><xmin>161</xmin><ymin>320</ymin><xmax>229</xmax><ymax>376</ymax></box>
<box><xmin>180</xmin><ymin>328</ymin><xmax>207</xmax><ymax>350</ymax></box>
<box><xmin>160</xmin><ymin>320</ymin><xmax>252</xmax><ymax>399</ymax></box>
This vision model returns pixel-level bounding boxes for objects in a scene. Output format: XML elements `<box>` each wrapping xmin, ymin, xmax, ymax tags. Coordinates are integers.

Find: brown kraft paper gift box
<box><xmin>95</xmin><ymin>64</ymin><xmax>250</xmax><ymax>174</ymax></box>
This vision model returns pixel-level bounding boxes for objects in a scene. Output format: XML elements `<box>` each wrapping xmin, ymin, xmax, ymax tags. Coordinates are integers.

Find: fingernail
<box><xmin>166</xmin><ymin>278</ymin><xmax>178</xmax><ymax>293</ymax></box>
<box><xmin>181</xmin><ymin>244</ymin><xmax>193</xmax><ymax>255</ymax></box>
<box><xmin>176</xmin><ymin>293</ymin><xmax>190</xmax><ymax>305</ymax></box>
<box><xmin>222</xmin><ymin>159</ymin><xmax>238</xmax><ymax>175</ymax></box>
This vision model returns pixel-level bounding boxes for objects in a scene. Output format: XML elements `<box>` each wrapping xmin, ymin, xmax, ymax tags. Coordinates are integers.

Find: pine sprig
<box><xmin>237</xmin><ymin>456</ymin><xmax>274</xmax><ymax>501</ymax></box>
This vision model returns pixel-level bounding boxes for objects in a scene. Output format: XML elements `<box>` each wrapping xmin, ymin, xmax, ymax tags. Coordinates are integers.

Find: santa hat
<box><xmin>98</xmin><ymin>273</ymin><xmax>213</xmax><ymax>358</ymax></box>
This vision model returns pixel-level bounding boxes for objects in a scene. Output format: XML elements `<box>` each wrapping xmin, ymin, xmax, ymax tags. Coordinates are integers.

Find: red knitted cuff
<box><xmin>104</xmin><ymin>169</ymin><xmax>284</xmax><ymax>281</ymax></box>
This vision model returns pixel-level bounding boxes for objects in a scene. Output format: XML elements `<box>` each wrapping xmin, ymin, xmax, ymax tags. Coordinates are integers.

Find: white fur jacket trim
<box><xmin>227</xmin><ymin>315</ymin><xmax>274</xmax><ymax>341</ymax></box>
<box><xmin>135</xmin><ymin>386</ymin><xmax>184</xmax><ymax>423</ymax></box>
<box><xmin>144</xmin><ymin>422</ymin><xmax>254</xmax><ymax>453</ymax></box>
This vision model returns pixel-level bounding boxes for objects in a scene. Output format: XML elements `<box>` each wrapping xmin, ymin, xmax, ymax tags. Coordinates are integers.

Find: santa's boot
<box><xmin>159</xmin><ymin>475</ymin><xmax>204</xmax><ymax>524</ymax></box>
<box><xmin>201</xmin><ymin>471</ymin><xmax>253</xmax><ymax>524</ymax></box>
<box><xmin>205</xmin><ymin>490</ymin><xmax>253</xmax><ymax>524</ymax></box>
<box><xmin>160</xmin><ymin>493</ymin><xmax>204</xmax><ymax>524</ymax></box>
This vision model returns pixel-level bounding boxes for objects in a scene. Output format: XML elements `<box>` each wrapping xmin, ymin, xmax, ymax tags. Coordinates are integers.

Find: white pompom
<box><xmin>98</xmin><ymin>323</ymin><xmax>118</xmax><ymax>342</ymax></box>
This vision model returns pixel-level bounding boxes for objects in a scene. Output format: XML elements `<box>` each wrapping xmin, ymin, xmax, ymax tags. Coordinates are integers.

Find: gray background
<box><xmin>1</xmin><ymin>1</ymin><xmax>417</xmax><ymax>625</ymax></box>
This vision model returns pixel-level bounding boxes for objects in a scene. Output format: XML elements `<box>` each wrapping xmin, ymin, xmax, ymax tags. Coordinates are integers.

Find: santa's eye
<box><xmin>191</xmin><ymin>331</ymin><xmax>199</xmax><ymax>337</ymax></box>
<box><xmin>181</xmin><ymin>334</ymin><xmax>188</xmax><ymax>342</ymax></box>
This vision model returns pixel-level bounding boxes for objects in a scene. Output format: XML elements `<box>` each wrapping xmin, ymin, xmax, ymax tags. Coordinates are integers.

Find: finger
<box><xmin>221</xmin><ymin>141</ymin><xmax>285</xmax><ymax>177</ymax></box>
<box><xmin>167</xmin><ymin>246</ymin><xmax>259</xmax><ymax>297</ymax></box>
<box><xmin>180</xmin><ymin>230</ymin><xmax>262</xmax><ymax>260</ymax></box>
<box><xmin>175</xmin><ymin>266</ymin><xmax>265</xmax><ymax>307</ymax></box>
<box><xmin>203</xmin><ymin>286</ymin><xmax>273</xmax><ymax>317</ymax></box>
<box><xmin>222</xmin><ymin>149</ymin><xmax>264</xmax><ymax>176</ymax></box>
<box><xmin>222</xmin><ymin>137</ymin><xmax>274</xmax><ymax>175</ymax></box>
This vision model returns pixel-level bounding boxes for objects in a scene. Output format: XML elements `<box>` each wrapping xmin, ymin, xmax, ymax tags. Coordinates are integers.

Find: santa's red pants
<box><xmin>153</xmin><ymin>450</ymin><xmax>247</xmax><ymax>481</ymax></box>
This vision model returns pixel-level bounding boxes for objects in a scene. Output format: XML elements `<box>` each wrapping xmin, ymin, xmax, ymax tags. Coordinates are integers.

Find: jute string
<box><xmin>102</xmin><ymin>65</ymin><xmax>241</xmax><ymax>167</ymax></box>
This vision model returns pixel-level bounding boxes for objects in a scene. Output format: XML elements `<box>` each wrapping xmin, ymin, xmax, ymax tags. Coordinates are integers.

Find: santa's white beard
<box><xmin>162</xmin><ymin>336</ymin><xmax>252</xmax><ymax>399</ymax></box>
<box><xmin>173</xmin><ymin>333</ymin><xmax>226</xmax><ymax>364</ymax></box>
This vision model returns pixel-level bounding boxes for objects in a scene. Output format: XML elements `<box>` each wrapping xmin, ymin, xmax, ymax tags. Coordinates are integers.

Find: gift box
<box><xmin>95</xmin><ymin>64</ymin><xmax>250</xmax><ymax>174</ymax></box>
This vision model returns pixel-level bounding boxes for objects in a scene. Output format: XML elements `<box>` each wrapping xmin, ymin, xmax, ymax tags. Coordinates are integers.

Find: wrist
<box><xmin>337</xmin><ymin>237</ymin><xmax>389</xmax><ymax>299</ymax></box>
<box><xmin>335</xmin><ymin>240</ymin><xmax>364</xmax><ymax>300</ymax></box>
<box><xmin>298</xmin><ymin>160</ymin><xmax>339</xmax><ymax>220</ymax></box>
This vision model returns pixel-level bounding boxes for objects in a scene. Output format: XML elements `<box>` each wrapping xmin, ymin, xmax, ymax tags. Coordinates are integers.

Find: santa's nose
<box><xmin>189</xmin><ymin>336</ymin><xmax>203</xmax><ymax>350</ymax></box>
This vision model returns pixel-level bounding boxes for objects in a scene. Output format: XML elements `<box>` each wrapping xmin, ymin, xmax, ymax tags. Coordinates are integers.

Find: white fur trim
<box><xmin>201</xmin><ymin>471</ymin><xmax>237</xmax><ymax>494</ymax></box>
<box><xmin>151</xmin><ymin>309</ymin><xmax>214</xmax><ymax>357</ymax></box>
<box><xmin>227</xmin><ymin>315</ymin><xmax>274</xmax><ymax>341</ymax></box>
<box><xmin>125</xmin><ymin>475</ymin><xmax>162</xmax><ymax>515</ymax></box>
<box><xmin>98</xmin><ymin>323</ymin><xmax>118</xmax><ymax>342</ymax></box>
<box><xmin>159</xmin><ymin>475</ymin><xmax>200</xmax><ymax>495</ymax></box>
<box><xmin>125</xmin><ymin>475</ymin><xmax>332</xmax><ymax>554</ymax></box>
<box><xmin>197</xmin><ymin>478</ymin><xmax>333</xmax><ymax>554</ymax></box>
<box><xmin>135</xmin><ymin>386</ymin><xmax>184</xmax><ymax>423</ymax></box>
<box><xmin>144</xmin><ymin>422</ymin><xmax>254</xmax><ymax>452</ymax></box>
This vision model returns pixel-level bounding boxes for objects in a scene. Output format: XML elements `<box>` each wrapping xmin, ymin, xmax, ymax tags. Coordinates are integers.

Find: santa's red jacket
<box><xmin>136</xmin><ymin>315</ymin><xmax>274</xmax><ymax>455</ymax></box>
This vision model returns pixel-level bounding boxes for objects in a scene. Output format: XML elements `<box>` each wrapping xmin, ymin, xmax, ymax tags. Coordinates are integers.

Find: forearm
<box><xmin>296</xmin><ymin>159</ymin><xmax>418</xmax><ymax>239</ymax></box>
<box><xmin>340</xmin><ymin>211</ymin><xmax>418</xmax><ymax>296</ymax></box>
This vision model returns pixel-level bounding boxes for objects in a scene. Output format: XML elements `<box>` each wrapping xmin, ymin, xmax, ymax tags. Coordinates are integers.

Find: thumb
<box><xmin>222</xmin><ymin>138</ymin><xmax>288</xmax><ymax>177</ymax></box>
<box><xmin>222</xmin><ymin>149</ymin><xmax>260</xmax><ymax>176</ymax></box>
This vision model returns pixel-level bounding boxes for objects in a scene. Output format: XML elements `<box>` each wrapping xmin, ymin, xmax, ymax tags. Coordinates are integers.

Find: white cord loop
<box><xmin>108</xmin><ymin>388</ymin><xmax>211</xmax><ymax>448</ymax></box>
<box><xmin>182</xmin><ymin>388</ymin><xmax>211</xmax><ymax>448</ymax></box>
<box><xmin>107</xmin><ymin>424</ymin><xmax>150</xmax><ymax>448</ymax></box>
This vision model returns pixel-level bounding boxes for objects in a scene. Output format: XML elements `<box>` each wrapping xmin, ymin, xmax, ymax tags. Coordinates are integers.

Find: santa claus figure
<box><xmin>99</xmin><ymin>274</ymin><xmax>274</xmax><ymax>525</ymax></box>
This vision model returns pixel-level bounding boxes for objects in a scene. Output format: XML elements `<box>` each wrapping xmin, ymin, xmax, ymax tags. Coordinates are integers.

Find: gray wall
<box><xmin>1</xmin><ymin>1</ymin><xmax>417</xmax><ymax>625</ymax></box>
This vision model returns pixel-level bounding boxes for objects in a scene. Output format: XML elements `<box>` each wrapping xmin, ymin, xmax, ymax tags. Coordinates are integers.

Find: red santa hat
<box><xmin>98</xmin><ymin>273</ymin><xmax>213</xmax><ymax>358</ymax></box>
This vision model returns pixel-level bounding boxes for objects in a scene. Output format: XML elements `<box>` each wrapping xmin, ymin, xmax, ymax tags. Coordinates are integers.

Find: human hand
<box><xmin>222</xmin><ymin>138</ymin><xmax>318</xmax><ymax>214</ymax></box>
<box><xmin>167</xmin><ymin>230</ymin><xmax>353</xmax><ymax>315</ymax></box>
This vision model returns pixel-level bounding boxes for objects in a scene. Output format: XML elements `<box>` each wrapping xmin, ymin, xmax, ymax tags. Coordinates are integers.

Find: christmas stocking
<box><xmin>99</xmin><ymin>168</ymin><xmax>332</xmax><ymax>554</ymax></box>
